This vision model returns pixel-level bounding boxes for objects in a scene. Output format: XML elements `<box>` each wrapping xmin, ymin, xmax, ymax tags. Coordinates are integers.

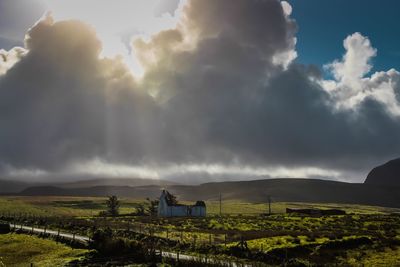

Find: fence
<box><xmin>0</xmin><ymin>212</ymin><xmax>247</xmax><ymax>247</ymax></box>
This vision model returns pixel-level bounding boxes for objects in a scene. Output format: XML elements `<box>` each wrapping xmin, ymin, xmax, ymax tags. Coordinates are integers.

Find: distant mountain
<box><xmin>19</xmin><ymin>185</ymin><xmax>164</xmax><ymax>200</ymax></box>
<box><xmin>0</xmin><ymin>180</ymin><xmax>37</xmax><ymax>193</ymax></box>
<box><xmin>0</xmin><ymin>177</ymin><xmax>177</xmax><ymax>193</ymax></box>
<box><xmin>21</xmin><ymin>186</ymin><xmax>70</xmax><ymax>196</ymax></box>
<box><xmin>17</xmin><ymin>178</ymin><xmax>400</xmax><ymax>208</ymax></box>
<box><xmin>365</xmin><ymin>158</ymin><xmax>400</xmax><ymax>186</ymax></box>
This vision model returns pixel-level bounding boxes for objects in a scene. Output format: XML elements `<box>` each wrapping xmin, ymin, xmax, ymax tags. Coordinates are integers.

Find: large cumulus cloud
<box><xmin>1</xmin><ymin>0</ymin><xmax>400</xmax><ymax>182</ymax></box>
<box><xmin>0</xmin><ymin>15</ymin><xmax>161</xmax><ymax>171</ymax></box>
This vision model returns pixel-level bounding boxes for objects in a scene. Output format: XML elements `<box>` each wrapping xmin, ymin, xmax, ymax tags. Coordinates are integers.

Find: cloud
<box><xmin>0</xmin><ymin>15</ymin><xmax>161</xmax><ymax>170</ymax></box>
<box><xmin>328</xmin><ymin>32</ymin><xmax>377</xmax><ymax>84</ymax></box>
<box><xmin>1</xmin><ymin>0</ymin><xmax>400</xmax><ymax>183</ymax></box>
<box><xmin>134</xmin><ymin>1</ymin><xmax>400</xmax><ymax>173</ymax></box>
<box><xmin>323</xmin><ymin>32</ymin><xmax>400</xmax><ymax>116</ymax></box>
<box><xmin>0</xmin><ymin>46</ymin><xmax>26</xmax><ymax>75</ymax></box>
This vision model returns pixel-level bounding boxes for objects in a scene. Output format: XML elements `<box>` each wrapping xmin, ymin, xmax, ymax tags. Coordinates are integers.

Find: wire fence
<box><xmin>0</xmin><ymin>212</ymin><xmax>248</xmax><ymax>247</ymax></box>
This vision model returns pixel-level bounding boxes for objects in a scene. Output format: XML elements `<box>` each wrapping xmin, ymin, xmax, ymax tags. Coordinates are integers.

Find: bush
<box><xmin>306</xmin><ymin>235</ymin><xmax>316</xmax><ymax>242</ymax></box>
<box><xmin>90</xmin><ymin>228</ymin><xmax>148</xmax><ymax>259</ymax></box>
<box><xmin>0</xmin><ymin>222</ymin><xmax>10</xmax><ymax>234</ymax></box>
<box><xmin>98</xmin><ymin>211</ymin><xmax>109</xmax><ymax>217</ymax></box>
<box><xmin>134</xmin><ymin>204</ymin><xmax>147</xmax><ymax>216</ymax></box>
<box><xmin>293</xmin><ymin>237</ymin><xmax>301</xmax><ymax>244</ymax></box>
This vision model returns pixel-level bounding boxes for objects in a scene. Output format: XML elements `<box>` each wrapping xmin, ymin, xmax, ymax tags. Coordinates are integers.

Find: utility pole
<box><xmin>219</xmin><ymin>193</ymin><xmax>222</xmax><ymax>217</ymax></box>
<box><xmin>268</xmin><ymin>195</ymin><xmax>272</xmax><ymax>215</ymax></box>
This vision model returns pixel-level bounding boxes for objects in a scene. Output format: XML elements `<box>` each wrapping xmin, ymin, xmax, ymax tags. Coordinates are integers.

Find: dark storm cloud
<box><xmin>134</xmin><ymin>0</ymin><xmax>298</xmax><ymax>163</ymax></box>
<box><xmin>136</xmin><ymin>0</ymin><xmax>400</xmax><ymax>173</ymax></box>
<box><xmin>0</xmin><ymin>0</ymin><xmax>400</xmax><ymax>181</ymax></box>
<box><xmin>0</xmin><ymin>16</ymin><xmax>161</xmax><ymax>170</ymax></box>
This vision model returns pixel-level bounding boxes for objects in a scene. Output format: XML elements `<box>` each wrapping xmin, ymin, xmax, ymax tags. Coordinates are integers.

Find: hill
<box><xmin>0</xmin><ymin>180</ymin><xmax>40</xmax><ymax>193</ymax></box>
<box><xmin>19</xmin><ymin>185</ymin><xmax>163</xmax><ymax>199</ymax></box>
<box><xmin>18</xmin><ymin>178</ymin><xmax>400</xmax><ymax>208</ymax></box>
<box><xmin>0</xmin><ymin>177</ymin><xmax>176</xmax><ymax>193</ymax></box>
<box><xmin>365</xmin><ymin>158</ymin><xmax>400</xmax><ymax>186</ymax></box>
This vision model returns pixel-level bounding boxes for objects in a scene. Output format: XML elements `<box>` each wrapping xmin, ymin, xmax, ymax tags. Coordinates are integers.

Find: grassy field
<box><xmin>0</xmin><ymin>196</ymin><xmax>399</xmax><ymax>266</ymax></box>
<box><xmin>1</xmin><ymin>196</ymin><xmax>399</xmax><ymax>218</ymax></box>
<box><xmin>347</xmin><ymin>247</ymin><xmax>400</xmax><ymax>266</ymax></box>
<box><xmin>206</xmin><ymin>200</ymin><xmax>400</xmax><ymax>215</ymax></box>
<box><xmin>0</xmin><ymin>196</ymin><xmax>144</xmax><ymax>217</ymax></box>
<box><xmin>0</xmin><ymin>233</ymin><xmax>88</xmax><ymax>267</ymax></box>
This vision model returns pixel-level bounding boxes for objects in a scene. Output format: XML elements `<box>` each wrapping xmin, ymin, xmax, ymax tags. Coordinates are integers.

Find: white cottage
<box><xmin>157</xmin><ymin>190</ymin><xmax>206</xmax><ymax>217</ymax></box>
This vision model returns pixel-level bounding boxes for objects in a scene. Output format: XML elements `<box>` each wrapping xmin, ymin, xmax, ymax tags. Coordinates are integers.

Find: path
<box><xmin>10</xmin><ymin>223</ymin><xmax>251</xmax><ymax>266</ymax></box>
<box><xmin>13</xmin><ymin>224</ymin><xmax>89</xmax><ymax>244</ymax></box>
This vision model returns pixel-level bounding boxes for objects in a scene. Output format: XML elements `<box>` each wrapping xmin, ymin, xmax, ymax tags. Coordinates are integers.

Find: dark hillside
<box><xmin>365</xmin><ymin>158</ymin><xmax>400</xmax><ymax>186</ymax></box>
<box><xmin>18</xmin><ymin>178</ymin><xmax>400</xmax><ymax>208</ymax></box>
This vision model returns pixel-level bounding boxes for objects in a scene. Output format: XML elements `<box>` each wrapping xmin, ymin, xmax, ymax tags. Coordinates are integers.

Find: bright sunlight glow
<box><xmin>40</xmin><ymin>0</ymin><xmax>182</xmax><ymax>77</ymax></box>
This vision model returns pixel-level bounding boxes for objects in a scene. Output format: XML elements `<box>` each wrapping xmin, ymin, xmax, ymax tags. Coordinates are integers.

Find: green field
<box><xmin>0</xmin><ymin>196</ymin><xmax>399</xmax><ymax>266</ymax></box>
<box><xmin>0</xmin><ymin>233</ymin><xmax>88</xmax><ymax>267</ymax></box>
<box><xmin>0</xmin><ymin>196</ymin><xmax>144</xmax><ymax>217</ymax></box>
<box><xmin>1</xmin><ymin>196</ymin><xmax>398</xmax><ymax>218</ymax></box>
<box><xmin>206</xmin><ymin>200</ymin><xmax>400</xmax><ymax>215</ymax></box>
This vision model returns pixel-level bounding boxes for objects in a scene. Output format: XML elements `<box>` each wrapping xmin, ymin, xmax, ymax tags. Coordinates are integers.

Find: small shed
<box><xmin>286</xmin><ymin>208</ymin><xmax>346</xmax><ymax>216</ymax></box>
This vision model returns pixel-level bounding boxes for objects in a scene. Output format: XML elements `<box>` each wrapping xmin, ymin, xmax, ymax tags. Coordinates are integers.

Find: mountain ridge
<box><xmin>365</xmin><ymin>158</ymin><xmax>400</xmax><ymax>186</ymax></box>
<box><xmin>0</xmin><ymin>177</ymin><xmax>177</xmax><ymax>193</ymax></box>
<box><xmin>13</xmin><ymin>178</ymin><xmax>400</xmax><ymax>208</ymax></box>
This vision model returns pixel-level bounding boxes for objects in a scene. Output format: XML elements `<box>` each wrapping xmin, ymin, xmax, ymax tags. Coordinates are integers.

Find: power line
<box><xmin>267</xmin><ymin>195</ymin><xmax>272</xmax><ymax>215</ymax></box>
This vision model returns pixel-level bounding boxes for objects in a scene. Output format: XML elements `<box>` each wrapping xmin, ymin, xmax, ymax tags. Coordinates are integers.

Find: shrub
<box><xmin>306</xmin><ymin>235</ymin><xmax>316</xmax><ymax>242</ymax></box>
<box><xmin>293</xmin><ymin>237</ymin><xmax>301</xmax><ymax>244</ymax></box>
<box><xmin>134</xmin><ymin>204</ymin><xmax>147</xmax><ymax>216</ymax></box>
<box><xmin>0</xmin><ymin>222</ymin><xmax>10</xmax><ymax>234</ymax></box>
<box><xmin>90</xmin><ymin>228</ymin><xmax>147</xmax><ymax>259</ymax></box>
<box><xmin>106</xmin><ymin>196</ymin><xmax>120</xmax><ymax>217</ymax></box>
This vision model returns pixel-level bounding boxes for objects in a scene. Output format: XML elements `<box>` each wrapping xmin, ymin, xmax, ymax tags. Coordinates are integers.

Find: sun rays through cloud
<box><xmin>39</xmin><ymin>0</ymin><xmax>184</xmax><ymax>78</ymax></box>
<box><xmin>1</xmin><ymin>0</ymin><xmax>400</xmax><ymax>183</ymax></box>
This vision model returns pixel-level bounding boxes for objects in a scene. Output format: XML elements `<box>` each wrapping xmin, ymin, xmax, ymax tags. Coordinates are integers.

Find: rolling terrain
<box><xmin>0</xmin><ymin>177</ymin><xmax>176</xmax><ymax>193</ymax></box>
<box><xmin>13</xmin><ymin>178</ymin><xmax>400</xmax><ymax>208</ymax></box>
<box><xmin>3</xmin><ymin>159</ymin><xmax>400</xmax><ymax>208</ymax></box>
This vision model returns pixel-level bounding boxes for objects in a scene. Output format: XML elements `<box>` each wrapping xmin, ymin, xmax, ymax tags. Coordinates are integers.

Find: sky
<box><xmin>1</xmin><ymin>0</ymin><xmax>400</xmax><ymax>183</ymax></box>
<box><xmin>288</xmin><ymin>0</ymin><xmax>400</xmax><ymax>75</ymax></box>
